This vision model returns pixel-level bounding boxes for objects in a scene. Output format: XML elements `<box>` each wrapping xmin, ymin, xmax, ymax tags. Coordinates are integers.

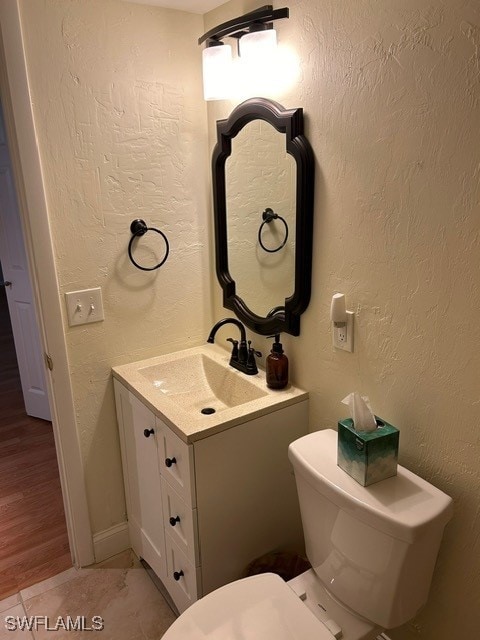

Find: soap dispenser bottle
<box><xmin>266</xmin><ymin>334</ymin><xmax>289</xmax><ymax>389</ymax></box>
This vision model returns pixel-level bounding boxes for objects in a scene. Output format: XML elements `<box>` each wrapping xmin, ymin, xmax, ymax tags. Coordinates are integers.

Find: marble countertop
<box><xmin>112</xmin><ymin>344</ymin><xmax>308</xmax><ymax>443</ymax></box>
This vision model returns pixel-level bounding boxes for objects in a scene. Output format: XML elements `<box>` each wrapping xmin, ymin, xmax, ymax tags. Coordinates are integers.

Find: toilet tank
<box><xmin>288</xmin><ymin>429</ymin><xmax>453</xmax><ymax>630</ymax></box>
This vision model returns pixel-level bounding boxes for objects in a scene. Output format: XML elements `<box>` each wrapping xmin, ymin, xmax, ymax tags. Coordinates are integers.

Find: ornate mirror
<box><xmin>212</xmin><ymin>98</ymin><xmax>314</xmax><ymax>336</ymax></box>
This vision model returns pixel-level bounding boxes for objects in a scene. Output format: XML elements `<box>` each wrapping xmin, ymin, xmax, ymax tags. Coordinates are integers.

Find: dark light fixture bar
<box><xmin>198</xmin><ymin>5</ymin><xmax>289</xmax><ymax>46</ymax></box>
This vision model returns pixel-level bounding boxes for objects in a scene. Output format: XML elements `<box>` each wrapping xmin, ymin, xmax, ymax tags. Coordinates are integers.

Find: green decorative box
<box><xmin>337</xmin><ymin>417</ymin><xmax>399</xmax><ymax>486</ymax></box>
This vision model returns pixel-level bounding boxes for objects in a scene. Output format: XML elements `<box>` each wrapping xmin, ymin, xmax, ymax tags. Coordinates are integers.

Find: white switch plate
<box><xmin>65</xmin><ymin>287</ymin><xmax>105</xmax><ymax>326</ymax></box>
<box><xmin>332</xmin><ymin>310</ymin><xmax>354</xmax><ymax>352</ymax></box>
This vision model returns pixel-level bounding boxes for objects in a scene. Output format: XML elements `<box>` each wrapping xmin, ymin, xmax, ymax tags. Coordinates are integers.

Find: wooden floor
<box><xmin>0</xmin><ymin>287</ymin><xmax>71</xmax><ymax>600</ymax></box>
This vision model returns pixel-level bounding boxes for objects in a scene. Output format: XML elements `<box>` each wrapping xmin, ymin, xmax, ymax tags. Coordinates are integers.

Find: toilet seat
<box><xmin>162</xmin><ymin>573</ymin><xmax>336</xmax><ymax>640</ymax></box>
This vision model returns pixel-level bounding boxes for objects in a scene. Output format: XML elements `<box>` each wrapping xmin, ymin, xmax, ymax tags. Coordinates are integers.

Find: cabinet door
<box><xmin>115</xmin><ymin>382</ymin><xmax>167</xmax><ymax>580</ymax></box>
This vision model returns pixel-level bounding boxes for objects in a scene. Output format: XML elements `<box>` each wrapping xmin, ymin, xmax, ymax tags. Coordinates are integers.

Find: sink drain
<box><xmin>201</xmin><ymin>407</ymin><xmax>216</xmax><ymax>415</ymax></box>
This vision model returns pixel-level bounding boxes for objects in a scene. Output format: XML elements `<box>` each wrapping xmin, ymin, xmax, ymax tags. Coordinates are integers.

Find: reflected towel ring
<box><xmin>128</xmin><ymin>219</ymin><xmax>170</xmax><ymax>271</ymax></box>
<box><xmin>258</xmin><ymin>208</ymin><xmax>289</xmax><ymax>253</ymax></box>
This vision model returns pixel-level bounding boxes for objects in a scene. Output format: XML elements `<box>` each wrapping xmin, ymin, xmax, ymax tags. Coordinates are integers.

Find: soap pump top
<box><xmin>266</xmin><ymin>334</ymin><xmax>289</xmax><ymax>390</ymax></box>
<box><xmin>270</xmin><ymin>334</ymin><xmax>284</xmax><ymax>354</ymax></box>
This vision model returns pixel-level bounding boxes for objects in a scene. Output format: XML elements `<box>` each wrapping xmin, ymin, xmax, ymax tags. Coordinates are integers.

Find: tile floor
<box><xmin>0</xmin><ymin>551</ymin><xmax>176</xmax><ymax>640</ymax></box>
<box><xmin>0</xmin><ymin>551</ymin><xmax>391</xmax><ymax>640</ymax></box>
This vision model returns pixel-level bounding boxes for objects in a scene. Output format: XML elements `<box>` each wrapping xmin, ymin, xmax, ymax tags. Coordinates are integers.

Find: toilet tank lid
<box><xmin>288</xmin><ymin>429</ymin><xmax>453</xmax><ymax>543</ymax></box>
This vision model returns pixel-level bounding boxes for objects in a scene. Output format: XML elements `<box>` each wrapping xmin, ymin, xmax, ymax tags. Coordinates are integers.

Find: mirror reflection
<box><xmin>212</xmin><ymin>98</ymin><xmax>314</xmax><ymax>336</ymax></box>
<box><xmin>226</xmin><ymin>120</ymin><xmax>296</xmax><ymax>317</ymax></box>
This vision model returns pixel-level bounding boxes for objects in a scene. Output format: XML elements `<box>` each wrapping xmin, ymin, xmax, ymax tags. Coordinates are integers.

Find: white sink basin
<box><xmin>138</xmin><ymin>353</ymin><xmax>267</xmax><ymax>413</ymax></box>
<box><xmin>112</xmin><ymin>345</ymin><xmax>308</xmax><ymax>442</ymax></box>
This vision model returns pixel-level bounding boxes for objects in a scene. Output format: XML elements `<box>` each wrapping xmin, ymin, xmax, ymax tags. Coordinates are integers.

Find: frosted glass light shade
<box><xmin>239</xmin><ymin>29</ymin><xmax>277</xmax><ymax>60</ymax></box>
<box><xmin>202</xmin><ymin>44</ymin><xmax>232</xmax><ymax>101</ymax></box>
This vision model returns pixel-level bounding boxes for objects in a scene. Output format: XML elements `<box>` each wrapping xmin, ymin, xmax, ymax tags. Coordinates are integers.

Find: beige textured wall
<box><xmin>205</xmin><ymin>0</ymin><xmax>479</xmax><ymax>638</ymax></box>
<box><xmin>19</xmin><ymin>0</ymin><xmax>210</xmax><ymax>535</ymax></box>
<box><xmin>16</xmin><ymin>0</ymin><xmax>480</xmax><ymax>635</ymax></box>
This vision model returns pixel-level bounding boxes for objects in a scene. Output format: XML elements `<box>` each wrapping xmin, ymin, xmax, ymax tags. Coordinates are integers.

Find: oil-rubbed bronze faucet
<box><xmin>207</xmin><ymin>318</ymin><xmax>261</xmax><ymax>375</ymax></box>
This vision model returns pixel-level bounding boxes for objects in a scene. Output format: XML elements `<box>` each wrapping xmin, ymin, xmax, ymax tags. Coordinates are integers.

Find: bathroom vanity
<box><xmin>113</xmin><ymin>345</ymin><xmax>308</xmax><ymax>613</ymax></box>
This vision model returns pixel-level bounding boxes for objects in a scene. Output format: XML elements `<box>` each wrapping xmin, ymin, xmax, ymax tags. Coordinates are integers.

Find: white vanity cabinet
<box><xmin>114</xmin><ymin>377</ymin><xmax>308</xmax><ymax>614</ymax></box>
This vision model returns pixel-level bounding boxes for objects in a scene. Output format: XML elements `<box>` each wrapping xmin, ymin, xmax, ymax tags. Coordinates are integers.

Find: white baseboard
<box><xmin>93</xmin><ymin>522</ymin><xmax>130</xmax><ymax>563</ymax></box>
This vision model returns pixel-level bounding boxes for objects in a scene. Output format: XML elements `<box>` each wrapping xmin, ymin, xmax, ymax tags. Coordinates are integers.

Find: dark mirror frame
<box><xmin>212</xmin><ymin>97</ymin><xmax>315</xmax><ymax>336</ymax></box>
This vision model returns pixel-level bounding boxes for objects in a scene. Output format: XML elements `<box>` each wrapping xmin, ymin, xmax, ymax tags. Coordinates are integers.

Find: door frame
<box><xmin>0</xmin><ymin>0</ymin><xmax>94</xmax><ymax>566</ymax></box>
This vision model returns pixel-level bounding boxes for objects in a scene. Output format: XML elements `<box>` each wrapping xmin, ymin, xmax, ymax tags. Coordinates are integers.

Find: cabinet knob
<box><xmin>169</xmin><ymin>515</ymin><xmax>180</xmax><ymax>527</ymax></box>
<box><xmin>165</xmin><ymin>456</ymin><xmax>176</xmax><ymax>468</ymax></box>
<box><xmin>143</xmin><ymin>428</ymin><xmax>154</xmax><ymax>438</ymax></box>
<box><xmin>173</xmin><ymin>570</ymin><xmax>184</xmax><ymax>581</ymax></box>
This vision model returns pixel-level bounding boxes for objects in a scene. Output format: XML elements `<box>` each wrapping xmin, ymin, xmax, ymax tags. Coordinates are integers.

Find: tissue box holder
<box><xmin>337</xmin><ymin>417</ymin><xmax>399</xmax><ymax>486</ymax></box>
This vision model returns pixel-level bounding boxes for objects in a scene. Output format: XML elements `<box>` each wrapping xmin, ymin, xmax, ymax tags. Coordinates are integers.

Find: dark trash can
<box><xmin>243</xmin><ymin>550</ymin><xmax>311</xmax><ymax>582</ymax></box>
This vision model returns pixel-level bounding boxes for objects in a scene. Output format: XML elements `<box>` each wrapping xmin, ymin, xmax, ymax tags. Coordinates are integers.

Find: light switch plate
<box><xmin>65</xmin><ymin>287</ymin><xmax>105</xmax><ymax>326</ymax></box>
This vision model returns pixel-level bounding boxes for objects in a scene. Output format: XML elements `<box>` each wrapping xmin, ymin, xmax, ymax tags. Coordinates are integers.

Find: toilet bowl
<box><xmin>163</xmin><ymin>429</ymin><xmax>453</xmax><ymax>640</ymax></box>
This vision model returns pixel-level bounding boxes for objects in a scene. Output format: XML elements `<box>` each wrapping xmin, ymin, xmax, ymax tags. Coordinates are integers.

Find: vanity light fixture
<box><xmin>198</xmin><ymin>5</ymin><xmax>289</xmax><ymax>101</ymax></box>
<box><xmin>202</xmin><ymin>42</ymin><xmax>233</xmax><ymax>101</ymax></box>
<box><xmin>239</xmin><ymin>25</ymin><xmax>277</xmax><ymax>60</ymax></box>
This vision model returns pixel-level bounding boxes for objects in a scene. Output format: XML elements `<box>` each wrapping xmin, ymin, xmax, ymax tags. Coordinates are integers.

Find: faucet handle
<box><xmin>226</xmin><ymin>337</ymin><xmax>239</xmax><ymax>362</ymax></box>
<box><xmin>246</xmin><ymin>341</ymin><xmax>261</xmax><ymax>375</ymax></box>
<box><xmin>247</xmin><ymin>340</ymin><xmax>262</xmax><ymax>357</ymax></box>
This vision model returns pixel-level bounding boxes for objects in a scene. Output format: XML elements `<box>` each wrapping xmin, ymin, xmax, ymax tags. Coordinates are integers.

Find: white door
<box><xmin>0</xmin><ymin>103</ymin><xmax>51</xmax><ymax>421</ymax></box>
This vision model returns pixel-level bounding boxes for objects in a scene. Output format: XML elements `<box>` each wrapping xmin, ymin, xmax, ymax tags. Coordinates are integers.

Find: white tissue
<box><xmin>341</xmin><ymin>392</ymin><xmax>377</xmax><ymax>432</ymax></box>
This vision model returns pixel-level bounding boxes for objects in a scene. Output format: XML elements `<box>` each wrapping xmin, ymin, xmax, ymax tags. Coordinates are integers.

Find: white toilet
<box><xmin>163</xmin><ymin>429</ymin><xmax>453</xmax><ymax>640</ymax></box>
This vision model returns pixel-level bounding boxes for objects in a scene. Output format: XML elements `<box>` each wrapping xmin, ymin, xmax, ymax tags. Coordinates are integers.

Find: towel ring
<box><xmin>128</xmin><ymin>219</ymin><xmax>170</xmax><ymax>271</ymax></box>
<box><xmin>258</xmin><ymin>208</ymin><xmax>289</xmax><ymax>253</ymax></box>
